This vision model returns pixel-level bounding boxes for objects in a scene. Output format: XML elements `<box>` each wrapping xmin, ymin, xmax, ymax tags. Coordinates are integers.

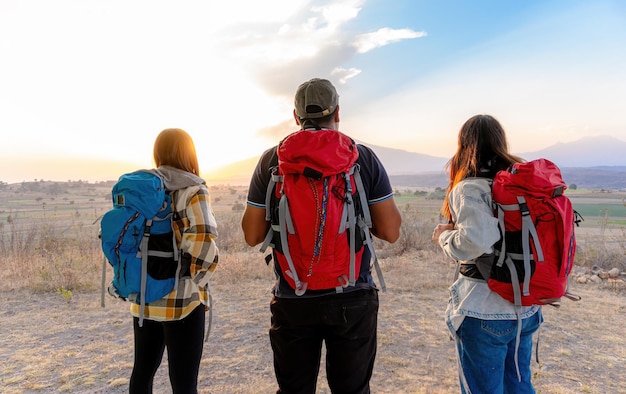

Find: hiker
<box><xmin>129</xmin><ymin>128</ymin><xmax>219</xmax><ymax>393</ymax></box>
<box><xmin>241</xmin><ymin>78</ymin><xmax>402</xmax><ymax>394</ymax></box>
<box><xmin>432</xmin><ymin>114</ymin><xmax>543</xmax><ymax>394</ymax></box>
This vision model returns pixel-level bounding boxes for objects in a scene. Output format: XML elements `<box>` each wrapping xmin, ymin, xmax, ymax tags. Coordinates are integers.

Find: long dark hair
<box><xmin>441</xmin><ymin>114</ymin><xmax>523</xmax><ymax>221</ymax></box>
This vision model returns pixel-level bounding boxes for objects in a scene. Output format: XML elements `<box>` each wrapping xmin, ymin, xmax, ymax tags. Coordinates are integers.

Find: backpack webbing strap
<box><xmin>259</xmin><ymin>226</ymin><xmax>275</xmax><ymax>253</ymax></box>
<box><xmin>517</xmin><ymin>196</ymin><xmax>543</xmax><ymax>297</ymax></box>
<box><xmin>504</xmin><ymin>254</ymin><xmax>523</xmax><ymax>382</ymax></box>
<box><xmin>204</xmin><ymin>282</ymin><xmax>213</xmax><ymax>343</ymax></box>
<box><xmin>358</xmin><ymin>217</ymin><xmax>387</xmax><ymax>292</ymax></box>
<box><xmin>352</xmin><ymin>165</ymin><xmax>372</xmax><ymax>227</ymax></box>
<box><xmin>167</xmin><ymin>193</ymin><xmax>181</xmax><ymax>298</ymax></box>
<box><xmin>100</xmin><ymin>254</ymin><xmax>107</xmax><ymax>308</ymax></box>
<box><xmin>343</xmin><ymin>172</ymin><xmax>357</xmax><ymax>287</ymax></box>
<box><xmin>265</xmin><ymin>170</ymin><xmax>281</xmax><ymax>222</ymax></box>
<box><xmin>496</xmin><ymin>198</ymin><xmax>543</xmax><ymax>297</ymax></box>
<box><xmin>495</xmin><ymin>205</ymin><xmax>507</xmax><ymax>267</ymax></box>
<box><xmin>138</xmin><ymin>219</ymin><xmax>152</xmax><ymax>327</ymax></box>
<box><xmin>278</xmin><ymin>195</ymin><xmax>304</xmax><ymax>294</ymax></box>
<box><xmin>338</xmin><ymin>165</ymin><xmax>358</xmax><ymax>234</ymax></box>
<box><xmin>171</xmin><ymin>217</ymin><xmax>181</xmax><ymax>292</ymax></box>
<box><xmin>355</xmin><ymin>165</ymin><xmax>386</xmax><ymax>291</ymax></box>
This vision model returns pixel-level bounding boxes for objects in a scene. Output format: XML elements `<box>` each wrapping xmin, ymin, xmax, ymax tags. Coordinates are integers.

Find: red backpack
<box><xmin>260</xmin><ymin>129</ymin><xmax>384</xmax><ymax>296</ymax></box>
<box><xmin>487</xmin><ymin>159</ymin><xmax>582</xmax><ymax>307</ymax></box>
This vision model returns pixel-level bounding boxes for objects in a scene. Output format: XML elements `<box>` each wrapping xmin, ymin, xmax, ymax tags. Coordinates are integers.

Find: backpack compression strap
<box><xmin>494</xmin><ymin>197</ymin><xmax>543</xmax><ymax>297</ymax></box>
<box><xmin>342</xmin><ymin>170</ymin><xmax>357</xmax><ymax>288</ymax></box>
<box><xmin>260</xmin><ymin>170</ymin><xmax>281</xmax><ymax>254</ymax></box>
<box><xmin>138</xmin><ymin>219</ymin><xmax>152</xmax><ymax>327</ymax></box>
<box><xmin>277</xmin><ymin>192</ymin><xmax>305</xmax><ymax>294</ymax></box>
<box><xmin>503</xmin><ymin>253</ymin><xmax>524</xmax><ymax>382</ymax></box>
<box><xmin>260</xmin><ymin>169</ymin><xmax>303</xmax><ymax>294</ymax></box>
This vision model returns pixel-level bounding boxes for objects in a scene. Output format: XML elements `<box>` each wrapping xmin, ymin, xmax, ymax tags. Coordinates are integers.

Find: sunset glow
<box><xmin>1</xmin><ymin>0</ymin><xmax>625</xmax><ymax>184</ymax></box>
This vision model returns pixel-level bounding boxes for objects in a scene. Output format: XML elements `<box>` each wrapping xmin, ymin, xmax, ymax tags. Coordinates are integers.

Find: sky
<box><xmin>1</xmin><ymin>0</ymin><xmax>625</xmax><ymax>184</ymax></box>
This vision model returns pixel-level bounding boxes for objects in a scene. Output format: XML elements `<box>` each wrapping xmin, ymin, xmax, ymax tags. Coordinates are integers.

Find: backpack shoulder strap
<box><xmin>352</xmin><ymin>164</ymin><xmax>386</xmax><ymax>292</ymax></box>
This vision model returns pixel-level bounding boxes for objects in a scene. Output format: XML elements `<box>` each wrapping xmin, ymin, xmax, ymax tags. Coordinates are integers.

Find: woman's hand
<box><xmin>432</xmin><ymin>223</ymin><xmax>454</xmax><ymax>244</ymax></box>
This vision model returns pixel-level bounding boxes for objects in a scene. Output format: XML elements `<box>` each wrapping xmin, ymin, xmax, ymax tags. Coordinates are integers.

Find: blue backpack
<box><xmin>100</xmin><ymin>170</ymin><xmax>180</xmax><ymax>326</ymax></box>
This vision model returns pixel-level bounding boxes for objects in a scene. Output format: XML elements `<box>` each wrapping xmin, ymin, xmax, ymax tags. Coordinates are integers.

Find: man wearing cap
<box><xmin>242</xmin><ymin>78</ymin><xmax>401</xmax><ymax>394</ymax></box>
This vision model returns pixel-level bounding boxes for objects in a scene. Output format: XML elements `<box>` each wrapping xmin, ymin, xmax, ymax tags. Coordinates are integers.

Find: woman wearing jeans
<box><xmin>432</xmin><ymin>115</ymin><xmax>542</xmax><ymax>393</ymax></box>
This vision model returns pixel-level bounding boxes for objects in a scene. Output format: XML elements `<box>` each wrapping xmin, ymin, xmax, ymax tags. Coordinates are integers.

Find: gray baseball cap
<box><xmin>294</xmin><ymin>78</ymin><xmax>339</xmax><ymax>119</ymax></box>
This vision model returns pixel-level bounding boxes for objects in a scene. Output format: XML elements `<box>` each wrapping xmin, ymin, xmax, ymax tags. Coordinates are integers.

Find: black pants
<box><xmin>129</xmin><ymin>305</ymin><xmax>205</xmax><ymax>394</ymax></box>
<box><xmin>269</xmin><ymin>289</ymin><xmax>379</xmax><ymax>394</ymax></box>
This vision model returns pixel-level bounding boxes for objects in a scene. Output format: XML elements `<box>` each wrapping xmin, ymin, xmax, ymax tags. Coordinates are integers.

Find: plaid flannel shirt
<box><xmin>130</xmin><ymin>184</ymin><xmax>219</xmax><ymax>321</ymax></box>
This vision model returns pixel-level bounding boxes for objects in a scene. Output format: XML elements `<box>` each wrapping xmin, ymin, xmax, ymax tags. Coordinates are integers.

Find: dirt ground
<box><xmin>1</xmin><ymin>250</ymin><xmax>625</xmax><ymax>394</ymax></box>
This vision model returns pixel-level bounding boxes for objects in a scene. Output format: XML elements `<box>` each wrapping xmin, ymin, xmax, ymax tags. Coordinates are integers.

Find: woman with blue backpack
<box><xmin>124</xmin><ymin>128</ymin><xmax>219</xmax><ymax>393</ymax></box>
<box><xmin>432</xmin><ymin>115</ymin><xmax>543</xmax><ymax>394</ymax></box>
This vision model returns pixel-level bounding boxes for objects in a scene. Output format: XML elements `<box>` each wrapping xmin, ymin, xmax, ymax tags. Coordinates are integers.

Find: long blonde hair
<box><xmin>441</xmin><ymin>115</ymin><xmax>523</xmax><ymax>222</ymax></box>
<box><xmin>153</xmin><ymin>128</ymin><xmax>200</xmax><ymax>175</ymax></box>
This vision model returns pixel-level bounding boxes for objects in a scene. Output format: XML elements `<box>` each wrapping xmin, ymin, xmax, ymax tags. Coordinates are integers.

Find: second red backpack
<box><xmin>487</xmin><ymin>158</ymin><xmax>581</xmax><ymax>306</ymax></box>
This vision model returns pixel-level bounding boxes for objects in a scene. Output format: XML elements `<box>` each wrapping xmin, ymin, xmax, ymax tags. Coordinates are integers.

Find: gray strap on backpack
<box><xmin>100</xmin><ymin>254</ymin><xmax>107</xmax><ymax>308</ymax></box>
<box><xmin>138</xmin><ymin>219</ymin><xmax>152</xmax><ymax>327</ymax></box>
<box><xmin>172</xmin><ymin>228</ymin><xmax>182</xmax><ymax>294</ymax></box>
<box><xmin>504</xmin><ymin>254</ymin><xmax>523</xmax><ymax>382</ymax></box>
<box><xmin>260</xmin><ymin>171</ymin><xmax>281</xmax><ymax>254</ymax></box>
<box><xmin>495</xmin><ymin>204</ymin><xmax>507</xmax><ymax>267</ymax></box>
<box><xmin>517</xmin><ymin>196</ymin><xmax>543</xmax><ymax>296</ymax></box>
<box><xmin>264</xmin><ymin>170</ymin><xmax>281</xmax><ymax>222</ymax></box>
<box><xmin>354</xmin><ymin>164</ymin><xmax>386</xmax><ymax>292</ymax></box>
<box><xmin>343</xmin><ymin>171</ymin><xmax>357</xmax><ymax>287</ymax></box>
<box><xmin>278</xmin><ymin>194</ymin><xmax>304</xmax><ymax>294</ymax></box>
<box><xmin>352</xmin><ymin>165</ymin><xmax>372</xmax><ymax>227</ymax></box>
<box><xmin>359</xmin><ymin>217</ymin><xmax>386</xmax><ymax>292</ymax></box>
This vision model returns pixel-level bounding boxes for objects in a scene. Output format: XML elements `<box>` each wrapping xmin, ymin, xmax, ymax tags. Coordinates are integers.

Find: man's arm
<box><xmin>369</xmin><ymin>198</ymin><xmax>401</xmax><ymax>243</ymax></box>
<box><xmin>241</xmin><ymin>205</ymin><xmax>270</xmax><ymax>246</ymax></box>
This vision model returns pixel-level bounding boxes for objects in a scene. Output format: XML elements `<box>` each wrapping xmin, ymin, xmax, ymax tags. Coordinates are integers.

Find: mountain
<box><xmin>204</xmin><ymin>135</ymin><xmax>626</xmax><ymax>189</ymax></box>
<box><xmin>204</xmin><ymin>142</ymin><xmax>449</xmax><ymax>185</ymax></box>
<box><xmin>354</xmin><ymin>141</ymin><xmax>448</xmax><ymax>174</ymax></box>
<box><xmin>519</xmin><ymin>135</ymin><xmax>626</xmax><ymax>168</ymax></box>
<box><xmin>559</xmin><ymin>166</ymin><xmax>626</xmax><ymax>190</ymax></box>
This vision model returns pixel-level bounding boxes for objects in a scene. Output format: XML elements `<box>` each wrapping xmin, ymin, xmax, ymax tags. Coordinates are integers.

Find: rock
<box><xmin>576</xmin><ymin>276</ymin><xmax>588</xmax><ymax>284</ymax></box>
<box><xmin>589</xmin><ymin>275</ymin><xmax>603</xmax><ymax>284</ymax></box>
<box><xmin>598</xmin><ymin>271</ymin><xmax>610</xmax><ymax>279</ymax></box>
<box><xmin>540</xmin><ymin>362</ymin><xmax>559</xmax><ymax>372</ymax></box>
<box><xmin>608</xmin><ymin>268</ymin><xmax>620</xmax><ymax>278</ymax></box>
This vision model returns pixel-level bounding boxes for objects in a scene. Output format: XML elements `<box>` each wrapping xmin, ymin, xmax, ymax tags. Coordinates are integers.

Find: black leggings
<box><xmin>129</xmin><ymin>305</ymin><xmax>205</xmax><ymax>394</ymax></box>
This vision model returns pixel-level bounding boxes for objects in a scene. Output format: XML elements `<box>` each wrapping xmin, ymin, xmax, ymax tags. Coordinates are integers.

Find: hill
<box><xmin>520</xmin><ymin>135</ymin><xmax>626</xmax><ymax>167</ymax></box>
<box><xmin>389</xmin><ymin>167</ymin><xmax>626</xmax><ymax>190</ymax></box>
<box><xmin>205</xmin><ymin>135</ymin><xmax>626</xmax><ymax>190</ymax></box>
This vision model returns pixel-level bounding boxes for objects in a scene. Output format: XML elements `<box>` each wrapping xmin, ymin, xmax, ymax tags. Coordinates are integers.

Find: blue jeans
<box><xmin>455</xmin><ymin>310</ymin><xmax>542</xmax><ymax>394</ymax></box>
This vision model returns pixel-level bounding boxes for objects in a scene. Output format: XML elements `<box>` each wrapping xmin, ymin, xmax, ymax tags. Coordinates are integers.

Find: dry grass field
<box><xmin>1</xmin><ymin>181</ymin><xmax>625</xmax><ymax>393</ymax></box>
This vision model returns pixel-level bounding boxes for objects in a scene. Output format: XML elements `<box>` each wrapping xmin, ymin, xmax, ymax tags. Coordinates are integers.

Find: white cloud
<box><xmin>353</xmin><ymin>28</ymin><xmax>427</xmax><ymax>54</ymax></box>
<box><xmin>0</xmin><ymin>0</ymin><xmax>434</xmax><ymax>182</ymax></box>
<box><xmin>332</xmin><ymin>67</ymin><xmax>362</xmax><ymax>84</ymax></box>
<box><xmin>221</xmin><ymin>1</ymin><xmax>363</xmax><ymax>65</ymax></box>
<box><xmin>311</xmin><ymin>0</ymin><xmax>363</xmax><ymax>30</ymax></box>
